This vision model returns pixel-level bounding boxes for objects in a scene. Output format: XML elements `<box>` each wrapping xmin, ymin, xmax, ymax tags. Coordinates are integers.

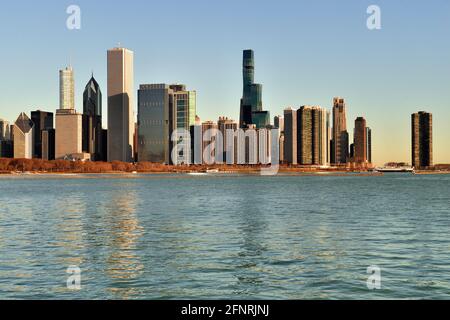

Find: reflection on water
<box><xmin>0</xmin><ymin>174</ymin><xmax>449</xmax><ymax>299</ymax></box>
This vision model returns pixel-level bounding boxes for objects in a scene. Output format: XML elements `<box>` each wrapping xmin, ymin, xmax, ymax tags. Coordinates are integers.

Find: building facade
<box><xmin>83</xmin><ymin>75</ymin><xmax>104</xmax><ymax>161</ymax></box>
<box><xmin>412</xmin><ymin>111</ymin><xmax>433</xmax><ymax>168</ymax></box>
<box><xmin>239</xmin><ymin>50</ymin><xmax>270</xmax><ymax>129</ymax></box>
<box><xmin>297</xmin><ymin>106</ymin><xmax>330</xmax><ymax>166</ymax></box>
<box><xmin>107</xmin><ymin>47</ymin><xmax>134</xmax><ymax>162</ymax></box>
<box><xmin>283</xmin><ymin>107</ymin><xmax>298</xmax><ymax>165</ymax></box>
<box><xmin>31</xmin><ymin>110</ymin><xmax>53</xmax><ymax>159</ymax></box>
<box><xmin>55</xmin><ymin>109</ymin><xmax>83</xmax><ymax>159</ymax></box>
<box><xmin>59</xmin><ymin>67</ymin><xmax>75</xmax><ymax>110</ymax></box>
<box><xmin>138</xmin><ymin>84</ymin><xmax>196</xmax><ymax>164</ymax></box>
<box><xmin>353</xmin><ymin>117</ymin><xmax>367</xmax><ymax>163</ymax></box>
<box><xmin>13</xmin><ymin>113</ymin><xmax>34</xmax><ymax>159</ymax></box>
<box><xmin>331</xmin><ymin>97</ymin><xmax>349</xmax><ymax>164</ymax></box>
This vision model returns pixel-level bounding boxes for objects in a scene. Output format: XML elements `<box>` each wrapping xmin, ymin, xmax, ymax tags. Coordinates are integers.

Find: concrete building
<box><xmin>274</xmin><ymin>115</ymin><xmax>284</xmax><ymax>133</ymax></box>
<box><xmin>41</xmin><ymin>129</ymin><xmax>55</xmax><ymax>160</ymax></box>
<box><xmin>13</xmin><ymin>113</ymin><xmax>34</xmax><ymax>159</ymax></box>
<box><xmin>55</xmin><ymin>109</ymin><xmax>82</xmax><ymax>159</ymax></box>
<box><xmin>331</xmin><ymin>97</ymin><xmax>349</xmax><ymax>164</ymax></box>
<box><xmin>60</xmin><ymin>67</ymin><xmax>75</xmax><ymax>110</ymax></box>
<box><xmin>412</xmin><ymin>111</ymin><xmax>433</xmax><ymax>169</ymax></box>
<box><xmin>353</xmin><ymin>117</ymin><xmax>367</xmax><ymax>163</ymax></box>
<box><xmin>283</xmin><ymin>107</ymin><xmax>298</xmax><ymax>165</ymax></box>
<box><xmin>218</xmin><ymin>117</ymin><xmax>238</xmax><ymax>164</ymax></box>
<box><xmin>107</xmin><ymin>47</ymin><xmax>134</xmax><ymax>162</ymax></box>
<box><xmin>0</xmin><ymin>119</ymin><xmax>10</xmax><ymax>141</ymax></box>
<box><xmin>297</xmin><ymin>106</ymin><xmax>330</xmax><ymax>166</ymax></box>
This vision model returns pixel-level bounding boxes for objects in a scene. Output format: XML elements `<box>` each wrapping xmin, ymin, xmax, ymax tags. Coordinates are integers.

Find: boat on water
<box><xmin>374</xmin><ymin>166</ymin><xmax>415</xmax><ymax>173</ymax></box>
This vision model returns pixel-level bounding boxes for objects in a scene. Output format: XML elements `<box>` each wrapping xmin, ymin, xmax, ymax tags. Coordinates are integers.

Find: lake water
<box><xmin>0</xmin><ymin>173</ymin><xmax>449</xmax><ymax>299</ymax></box>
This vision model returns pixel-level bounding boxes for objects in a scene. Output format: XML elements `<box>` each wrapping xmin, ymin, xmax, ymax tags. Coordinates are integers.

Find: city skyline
<box><xmin>0</xmin><ymin>1</ymin><xmax>449</xmax><ymax>165</ymax></box>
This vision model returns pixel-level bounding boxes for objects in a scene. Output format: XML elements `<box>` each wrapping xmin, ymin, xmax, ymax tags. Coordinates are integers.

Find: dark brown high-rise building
<box><xmin>412</xmin><ymin>111</ymin><xmax>433</xmax><ymax>169</ymax></box>
<box><xmin>331</xmin><ymin>97</ymin><xmax>349</xmax><ymax>164</ymax></box>
<box><xmin>354</xmin><ymin>117</ymin><xmax>367</xmax><ymax>163</ymax></box>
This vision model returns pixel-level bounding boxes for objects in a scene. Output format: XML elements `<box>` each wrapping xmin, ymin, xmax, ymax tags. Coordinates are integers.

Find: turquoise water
<box><xmin>0</xmin><ymin>173</ymin><xmax>449</xmax><ymax>299</ymax></box>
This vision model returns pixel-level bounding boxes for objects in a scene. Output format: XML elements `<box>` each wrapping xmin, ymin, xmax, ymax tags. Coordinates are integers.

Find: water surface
<box><xmin>0</xmin><ymin>173</ymin><xmax>449</xmax><ymax>299</ymax></box>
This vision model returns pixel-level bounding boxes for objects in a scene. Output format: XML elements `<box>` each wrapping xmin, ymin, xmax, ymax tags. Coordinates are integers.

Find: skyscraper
<box><xmin>83</xmin><ymin>75</ymin><xmax>104</xmax><ymax>161</ymax></box>
<box><xmin>107</xmin><ymin>47</ymin><xmax>134</xmax><ymax>162</ymax></box>
<box><xmin>331</xmin><ymin>97</ymin><xmax>349</xmax><ymax>164</ymax></box>
<box><xmin>366</xmin><ymin>127</ymin><xmax>372</xmax><ymax>164</ymax></box>
<box><xmin>239</xmin><ymin>50</ymin><xmax>270</xmax><ymax>128</ymax></box>
<box><xmin>412</xmin><ymin>111</ymin><xmax>433</xmax><ymax>169</ymax></box>
<box><xmin>0</xmin><ymin>119</ymin><xmax>10</xmax><ymax>141</ymax></box>
<box><xmin>218</xmin><ymin>117</ymin><xmax>238</xmax><ymax>163</ymax></box>
<box><xmin>353</xmin><ymin>117</ymin><xmax>367</xmax><ymax>163</ymax></box>
<box><xmin>13</xmin><ymin>112</ymin><xmax>34</xmax><ymax>159</ymax></box>
<box><xmin>283</xmin><ymin>107</ymin><xmax>297</xmax><ymax>165</ymax></box>
<box><xmin>137</xmin><ymin>84</ymin><xmax>196</xmax><ymax>164</ymax></box>
<box><xmin>31</xmin><ymin>110</ymin><xmax>53</xmax><ymax>159</ymax></box>
<box><xmin>59</xmin><ymin>67</ymin><xmax>75</xmax><ymax>110</ymax></box>
<box><xmin>297</xmin><ymin>106</ymin><xmax>329</xmax><ymax>166</ymax></box>
<box><xmin>56</xmin><ymin>66</ymin><xmax>83</xmax><ymax>160</ymax></box>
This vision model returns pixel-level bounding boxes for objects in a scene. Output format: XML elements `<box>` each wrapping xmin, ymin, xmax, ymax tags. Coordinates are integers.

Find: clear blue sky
<box><xmin>0</xmin><ymin>0</ymin><xmax>449</xmax><ymax>165</ymax></box>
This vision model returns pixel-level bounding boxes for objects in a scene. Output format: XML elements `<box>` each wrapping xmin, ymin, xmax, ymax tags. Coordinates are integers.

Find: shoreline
<box><xmin>1</xmin><ymin>169</ymin><xmax>449</xmax><ymax>177</ymax></box>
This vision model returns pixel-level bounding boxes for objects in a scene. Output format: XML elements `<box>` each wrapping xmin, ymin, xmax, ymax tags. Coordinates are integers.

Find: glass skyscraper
<box><xmin>83</xmin><ymin>75</ymin><xmax>104</xmax><ymax>161</ymax></box>
<box><xmin>138</xmin><ymin>84</ymin><xmax>196</xmax><ymax>164</ymax></box>
<box><xmin>239</xmin><ymin>50</ymin><xmax>270</xmax><ymax>129</ymax></box>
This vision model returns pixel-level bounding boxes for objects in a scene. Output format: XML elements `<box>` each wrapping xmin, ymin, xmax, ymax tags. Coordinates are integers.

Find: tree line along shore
<box><xmin>0</xmin><ymin>158</ymin><xmax>449</xmax><ymax>175</ymax></box>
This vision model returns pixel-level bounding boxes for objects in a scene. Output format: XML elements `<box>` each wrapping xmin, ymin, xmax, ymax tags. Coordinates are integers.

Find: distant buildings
<box><xmin>13</xmin><ymin>113</ymin><xmax>34</xmax><ymax>159</ymax></box>
<box><xmin>107</xmin><ymin>47</ymin><xmax>134</xmax><ymax>162</ymax></box>
<box><xmin>0</xmin><ymin>119</ymin><xmax>10</xmax><ymax>141</ymax></box>
<box><xmin>239</xmin><ymin>50</ymin><xmax>270</xmax><ymax>129</ymax></box>
<box><xmin>59</xmin><ymin>67</ymin><xmax>75</xmax><ymax>110</ymax></box>
<box><xmin>138</xmin><ymin>84</ymin><xmax>196</xmax><ymax>164</ymax></box>
<box><xmin>366</xmin><ymin>127</ymin><xmax>372</xmax><ymax>164</ymax></box>
<box><xmin>412</xmin><ymin>111</ymin><xmax>433</xmax><ymax>169</ymax></box>
<box><xmin>83</xmin><ymin>75</ymin><xmax>105</xmax><ymax>161</ymax></box>
<box><xmin>218</xmin><ymin>117</ymin><xmax>238</xmax><ymax>163</ymax></box>
<box><xmin>31</xmin><ymin>110</ymin><xmax>53</xmax><ymax>159</ymax></box>
<box><xmin>55</xmin><ymin>109</ymin><xmax>83</xmax><ymax>159</ymax></box>
<box><xmin>56</xmin><ymin>66</ymin><xmax>84</xmax><ymax>160</ymax></box>
<box><xmin>331</xmin><ymin>97</ymin><xmax>349</xmax><ymax>165</ymax></box>
<box><xmin>283</xmin><ymin>107</ymin><xmax>297</xmax><ymax>165</ymax></box>
<box><xmin>353</xmin><ymin>117</ymin><xmax>367</xmax><ymax>163</ymax></box>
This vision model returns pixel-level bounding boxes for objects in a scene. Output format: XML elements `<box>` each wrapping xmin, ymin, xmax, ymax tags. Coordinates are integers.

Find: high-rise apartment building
<box><xmin>107</xmin><ymin>47</ymin><xmax>134</xmax><ymax>162</ymax></box>
<box><xmin>331</xmin><ymin>97</ymin><xmax>349</xmax><ymax>164</ymax></box>
<box><xmin>83</xmin><ymin>75</ymin><xmax>104</xmax><ymax>161</ymax></box>
<box><xmin>31</xmin><ymin>110</ymin><xmax>53</xmax><ymax>159</ymax></box>
<box><xmin>59</xmin><ymin>67</ymin><xmax>75</xmax><ymax>110</ymax></box>
<box><xmin>138</xmin><ymin>84</ymin><xmax>196</xmax><ymax>164</ymax></box>
<box><xmin>366</xmin><ymin>127</ymin><xmax>372</xmax><ymax>164</ymax></box>
<box><xmin>283</xmin><ymin>107</ymin><xmax>298</xmax><ymax>165</ymax></box>
<box><xmin>353</xmin><ymin>117</ymin><xmax>367</xmax><ymax>163</ymax></box>
<box><xmin>239</xmin><ymin>50</ymin><xmax>270</xmax><ymax>129</ymax></box>
<box><xmin>13</xmin><ymin>113</ymin><xmax>34</xmax><ymax>159</ymax></box>
<box><xmin>412</xmin><ymin>111</ymin><xmax>433</xmax><ymax>169</ymax></box>
<box><xmin>274</xmin><ymin>115</ymin><xmax>284</xmax><ymax>133</ymax></box>
<box><xmin>297</xmin><ymin>106</ymin><xmax>329</xmax><ymax>166</ymax></box>
<box><xmin>218</xmin><ymin>117</ymin><xmax>238</xmax><ymax>163</ymax></box>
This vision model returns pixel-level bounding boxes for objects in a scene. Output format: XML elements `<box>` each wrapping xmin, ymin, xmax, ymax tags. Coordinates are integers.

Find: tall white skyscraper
<box><xmin>107</xmin><ymin>47</ymin><xmax>134</xmax><ymax>162</ymax></box>
<box><xmin>59</xmin><ymin>66</ymin><xmax>75</xmax><ymax>110</ymax></box>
